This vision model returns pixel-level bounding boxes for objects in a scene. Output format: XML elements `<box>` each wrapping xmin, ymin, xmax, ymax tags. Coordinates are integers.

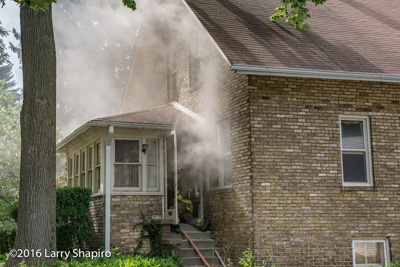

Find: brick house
<box><xmin>56</xmin><ymin>0</ymin><xmax>400</xmax><ymax>266</ymax></box>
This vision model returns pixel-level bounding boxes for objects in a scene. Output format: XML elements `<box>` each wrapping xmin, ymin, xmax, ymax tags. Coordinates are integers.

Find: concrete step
<box><xmin>179</xmin><ymin>248</ymin><xmax>218</xmax><ymax>257</ymax></box>
<box><xmin>180</xmin><ymin>256</ymin><xmax>223</xmax><ymax>266</ymax></box>
<box><xmin>183</xmin><ymin>231</ymin><xmax>212</xmax><ymax>240</ymax></box>
<box><xmin>181</xmin><ymin>239</ymin><xmax>216</xmax><ymax>248</ymax></box>
<box><xmin>179</xmin><ymin>223</ymin><xmax>199</xmax><ymax>232</ymax></box>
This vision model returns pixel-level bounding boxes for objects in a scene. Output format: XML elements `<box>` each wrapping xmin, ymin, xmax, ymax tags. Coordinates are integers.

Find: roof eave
<box><xmin>56</xmin><ymin>120</ymin><xmax>191</xmax><ymax>153</ymax></box>
<box><xmin>231</xmin><ymin>64</ymin><xmax>400</xmax><ymax>83</ymax></box>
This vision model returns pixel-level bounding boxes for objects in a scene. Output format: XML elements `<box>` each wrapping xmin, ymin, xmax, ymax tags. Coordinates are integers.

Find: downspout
<box><xmin>105</xmin><ymin>126</ymin><xmax>114</xmax><ymax>252</ymax></box>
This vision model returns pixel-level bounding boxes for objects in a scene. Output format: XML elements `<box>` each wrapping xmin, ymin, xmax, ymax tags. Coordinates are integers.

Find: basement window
<box><xmin>352</xmin><ymin>240</ymin><xmax>388</xmax><ymax>267</ymax></box>
<box><xmin>340</xmin><ymin>116</ymin><xmax>373</xmax><ymax>187</ymax></box>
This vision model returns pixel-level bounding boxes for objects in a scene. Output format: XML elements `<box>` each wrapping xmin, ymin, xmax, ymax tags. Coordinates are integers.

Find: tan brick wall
<box><xmin>90</xmin><ymin>195</ymin><xmax>105</xmax><ymax>249</ymax></box>
<box><xmin>110</xmin><ymin>195</ymin><xmax>162</xmax><ymax>253</ymax></box>
<box><xmin>157</xmin><ymin>22</ymin><xmax>256</xmax><ymax>263</ymax></box>
<box><xmin>248</xmin><ymin>75</ymin><xmax>400</xmax><ymax>266</ymax></box>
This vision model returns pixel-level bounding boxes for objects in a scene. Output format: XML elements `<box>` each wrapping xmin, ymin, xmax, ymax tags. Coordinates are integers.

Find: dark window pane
<box><xmin>96</xmin><ymin>143</ymin><xmax>101</xmax><ymax>166</ymax></box>
<box><xmin>88</xmin><ymin>147</ymin><xmax>93</xmax><ymax>169</ymax></box>
<box><xmin>75</xmin><ymin>155</ymin><xmax>79</xmax><ymax>175</ymax></box>
<box><xmin>210</xmin><ymin>165</ymin><xmax>219</xmax><ymax>188</ymax></box>
<box><xmin>80</xmin><ymin>173</ymin><xmax>85</xmax><ymax>187</ymax></box>
<box><xmin>115</xmin><ymin>140</ymin><xmax>139</xmax><ymax>163</ymax></box>
<box><xmin>343</xmin><ymin>153</ymin><xmax>367</xmax><ymax>182</ymax></box>
<box><xmin>224</xmin><ymin>154</ymin><xmax>232</xmax><ymax>186</ymax></box>
<box><xmin>68</xmin><ymin>158</ymin><xmax>73</xmax><ymax>177</ymax></box>
<box><xmin>341</xmin><ymin>121</ymin><xmax>364</xmax><ymax>149</ymax></box>
<box><xmin>115</xmin><ymin>165</ymin><xmax>139</xmax><ymax>187</ymax></box>
<box><xmin>81</xmin><ymin>151</ymin><xmax>86</xmax><ymax>171</ymax></box>
<box><xmin>88</xmin><ymin>170</ymin><xmax>92</xmax><ymax>188</ymax></box>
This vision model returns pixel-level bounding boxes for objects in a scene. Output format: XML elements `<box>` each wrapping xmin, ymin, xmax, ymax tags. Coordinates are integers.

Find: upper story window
<box><xmin>208</xmin><ymin>121</ymin><xmax>232</xmax><ymax>189</ymax></box>
<box><xmin>189</xmin><ymin>35</ymin><xmax>200</xmax><ymax>92</ymax></box>
<box><xmin>352</xmin><ymin>239</ymin><xmax>388</xmax><ymax>267</ymax></box>
<box><xmin>167</xmin><ymin>48</ymin><xmax>177</xmax><ymax>101</ymax></box>
<box><xmin>114</xmin><ymin>138</ymin><xmax>160</xmax><ymax>192</ymax></box>
<box><xmin>340</xmin><ymin>116</ymin><xmax>373</xmax><ymax>187</ymax></box>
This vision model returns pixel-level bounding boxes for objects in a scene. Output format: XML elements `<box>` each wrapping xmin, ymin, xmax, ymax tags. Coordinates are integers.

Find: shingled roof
<box><xmin>185</xmin><ymin>0</ymin><xmax>400</xmax><ymax>76</ymax></box>
<box><xmin>56</xmin><ymin>103</ymin><xmax>199</xmax><ymax>152</ymax></box>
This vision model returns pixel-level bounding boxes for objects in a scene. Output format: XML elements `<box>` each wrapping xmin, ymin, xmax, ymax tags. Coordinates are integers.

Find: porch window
<box><xmin>114</xmin><ymin>138</ymin><xmax>160</xmax><ymax>192</ymax></box>
<box><xmin>209</xmin><ymin>121</ymin><xmax>232</xmax><ymax>189</ymax></box>
<box><xmin>114</xmin><ymin>140</ymin><xmax>140</xmax><ymax>188</ymax></box>
<box><xmin>80</xmin><ymin>149</ymin><xmax>86</xmax><ymax>187</ymax></box>
<box><xmin>74</xmin><ymin>153</ymin><xmax>79</xmax><ymax>187</ymax></box>
<box><xmin>94</xmin><ymin>141</ymin><xmax>101</xmax><ymax>194</ymax></box>
<box><xmin>146</xmin><ymin>140</ymin><xmax>158</xmax><ymax>189</ymax></box>
<box><xmin>352</xmin><ymin>240</ymin><xmax>388</xmax><ymax>267</ymax></box>
<box><xmin>340</xmin><ymin>116</ymin><xmax>373</xmax><ymax>186</ymax></box>
<box><xmin>87</xmin><ymin>146</ymin><xmax>93</xmax><ymax>189</ymax></box>
<box><xmin>68</xmin><ymin>157</ymin><xmax>73</xmax><ymax>186</ymax></box>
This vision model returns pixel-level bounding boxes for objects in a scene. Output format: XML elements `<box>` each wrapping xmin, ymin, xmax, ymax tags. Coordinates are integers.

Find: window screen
<box><xmin>353</xmin><ymin>240</ymin><xmax>386</xmax><ymax>266</ymax></box>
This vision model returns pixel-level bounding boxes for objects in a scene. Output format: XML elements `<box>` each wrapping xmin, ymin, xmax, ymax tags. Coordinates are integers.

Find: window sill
<box><xmin>341</xmin><ymin>186</ymin><xmax>376</xmax><ymax>192</ymax></box>
<box><xmin>111</xmin><ymin>191</ymin><xmax>164</xmax><ymax>196</ymax></box>
<box><xmin>206</xmin><ymin>185</ymin><xmax>233</xmax><ymax>192</ymax></box>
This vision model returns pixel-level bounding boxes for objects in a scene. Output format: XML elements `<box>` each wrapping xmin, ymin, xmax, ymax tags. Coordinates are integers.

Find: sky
<box><xmin>0</xmin><ymin>1</ymin><xmax>22</xmax><ymax>88</ymax></box>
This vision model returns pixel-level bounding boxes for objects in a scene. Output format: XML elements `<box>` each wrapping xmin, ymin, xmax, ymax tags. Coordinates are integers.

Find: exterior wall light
<box><xmin>142</xmin><ymin>144</ymin><xmax>148</xmax><ymax>153</ymax></box>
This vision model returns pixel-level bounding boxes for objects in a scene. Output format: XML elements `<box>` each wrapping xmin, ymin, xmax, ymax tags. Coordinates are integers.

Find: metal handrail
<box><xmin>214</xmin><ymin>249</ymin><xmax>226</xmax><ymax>267</ymax></box>
<box><xmin>180</xmin><ymin>227</ymin><xmax>211</xmax><ymax>267</ymax></box>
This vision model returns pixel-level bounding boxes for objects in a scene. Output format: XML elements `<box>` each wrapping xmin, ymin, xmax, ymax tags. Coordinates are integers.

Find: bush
<box><xmin>8</xmin><ymin>200</ymin><xmax>18</xmax><ymax>222</ymax></box>
<box><xmin>0</xmin><ymin>222</ymin><xmax>16</xmax><ymax>254</ymax></box>
<box><xmin>18</xmin><ymin>253</ymin><xmax>183</xmax><ymax>267</ymax></box>
<box><xmin>1</xmin><ymin>187</ymin><xmax>94</xmax><ymax>253</ymax></box>
<box><xmin>56</xmin><ymin>186</ymin><xmax>94</xmax><ymax>251</ymax></box>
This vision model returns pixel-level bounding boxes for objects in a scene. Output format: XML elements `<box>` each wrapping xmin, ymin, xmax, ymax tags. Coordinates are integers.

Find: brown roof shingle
<box><xmin>92</xmin><ymin>103</ymin><xmax>196</xmax><ymax>126</ymax></box>
<box><xmin>185</xmin><ymin>0</ymin><xmax>400</xmax><ymax>75</ymax></box>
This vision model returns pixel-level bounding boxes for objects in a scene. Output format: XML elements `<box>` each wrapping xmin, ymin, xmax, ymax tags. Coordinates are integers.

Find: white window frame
<box><xmin>112</xmin><ymin>137</ymin><xmax>161</xmax><ymax>193</ymax></box>
<box><xmin>352</xmin><ymin>239</ymin><xmax>389</xmax><ymax>267</ymax></box>
<box><xmin>113</xmin><ymin>138</ymin><xmax>142</xmax><ymax>191</ymax></box>
<box><xmin>340</xmin><ymin>116</ymin><xmax>373</xmax><ymax>187</ymax></box>
<box><xmin>94</xmin><ymin>140</ymin><xmax>101</xmax><ymax>194</ymax></box>
<box><xmin>68</xmin><ymin>157</ymin><xmax>73</xmax><ymax>187</ymax></box>
<box><xmin>74</xmin><ymin>153</ymin><xmax>80</xmax><ymax>187</ymax></box>
<box><xmin>87</xmin><ymin>145</ymin><xmax>94</xmax><ymax>190</ymax></box>
<box><xmin>80</xmin><ymin>149</ymin><xmax>87</xmax><ymax>187</ymax></box>
<box><xmin>207</xmin><ymin>121</ymin><xmax>232</xmax><ymax>190</ymax></box>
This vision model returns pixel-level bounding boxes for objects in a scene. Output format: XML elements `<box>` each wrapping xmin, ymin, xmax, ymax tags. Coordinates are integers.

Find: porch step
<box><xmin>180</xmin><ymin>239</ymin><xmax>216</xmax><ymax>248</ymax></box>
<box><xmin>178</xmin><ymin>224</ymin><xmax>224</xmax><ymax>267</ymax></box>
<box><xmin>182</xmin><ymin>256</ymin><xmax>223</xmax><ymax>266</ymax></box>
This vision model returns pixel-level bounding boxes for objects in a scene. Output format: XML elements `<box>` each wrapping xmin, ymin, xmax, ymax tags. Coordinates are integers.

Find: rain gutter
<box><xmin>231</xmin><ymin>64</ymin><xmax>400</xmax><ymax>83</ymax></box>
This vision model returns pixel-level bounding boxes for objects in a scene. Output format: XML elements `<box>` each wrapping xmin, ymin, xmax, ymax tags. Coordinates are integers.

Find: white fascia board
<box><xmin>231</xmin><ymin>64</ymin><xmax>400</xmax><ymax>83</ymax></box>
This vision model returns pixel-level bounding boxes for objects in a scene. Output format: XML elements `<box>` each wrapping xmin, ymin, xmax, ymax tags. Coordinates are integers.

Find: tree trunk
<box><xmin>5</xmin><ymin>3</ymin><xmax>57</xmax><ymax>267</ymax></box>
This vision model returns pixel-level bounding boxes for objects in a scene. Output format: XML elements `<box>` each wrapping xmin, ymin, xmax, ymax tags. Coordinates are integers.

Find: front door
<box><xmin>164</xmin><ymin>131</ymin><xmax>178</xmax><ymax>224</ymax></box>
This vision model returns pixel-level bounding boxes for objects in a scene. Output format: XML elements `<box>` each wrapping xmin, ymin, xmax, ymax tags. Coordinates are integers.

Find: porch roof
<box><xmin>56</xmin><ymin>102</ymin><xmax>199</xmax><ymax>152</ymax></box>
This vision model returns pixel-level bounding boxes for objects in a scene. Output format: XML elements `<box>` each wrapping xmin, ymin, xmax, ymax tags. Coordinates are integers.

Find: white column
<box><xmin>105</xmin><ymin>126</ymin><xmax>114</xmax><ymax>252</ymax></box>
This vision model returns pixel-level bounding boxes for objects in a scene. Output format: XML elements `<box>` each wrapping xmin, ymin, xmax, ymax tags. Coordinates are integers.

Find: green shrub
<box><xmin>2</xmin><ymin>187</ymin><xmax>94</xmax><ymax>253</ymax></box>
<box><xmin>56</xmin><ymin>186</ymin><xmax>94</xmax><ymax>252</ymax></box>
<box><xmin>0</xmin><ymin>222</ymin><xmax>16</xmax><ymax>254</ymax></box>
<box><xmin>8</xmin><ymin>200</ymin><xmax>18</xmax><ymax>222</ymax></box>
<box><xmin>19</xmin><ymin>253</ymin><xmax>183</xmax><ymax>267</ymax></box>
